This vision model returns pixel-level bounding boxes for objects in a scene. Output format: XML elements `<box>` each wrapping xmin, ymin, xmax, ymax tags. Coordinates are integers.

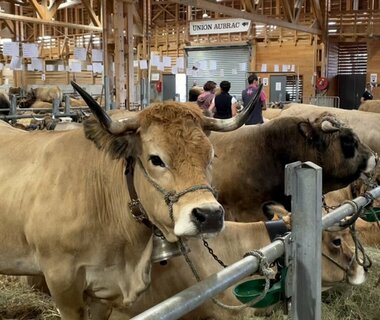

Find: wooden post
<box><xmin>113</xmin><ymin>0</ymin><xmax>126</xmax><ymax>109</ymax></box>
<box><xmin>126</xmin><ymin>1</ymin><xmax>135</xmax><ymax>107</ymax></box>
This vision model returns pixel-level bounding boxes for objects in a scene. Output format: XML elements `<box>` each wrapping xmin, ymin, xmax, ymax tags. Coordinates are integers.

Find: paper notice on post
<box><xmin>10</xmin><ymin>57</ymin><xmax>22</xmax><ymax>69</ymax></box>
<box><xmin>22</xmin><ymin>43</ymin><xmax>39</xmax><ymax>58</ymax></box>
<box><xmin>3</xmin><ymin>42</ymin><xmax>20</xmax><ymax>57</ymax></box>
<box><xmin>74</xmin><ymin>47</ymin><xmax>87</xmax><ymax>61</ymax></box>
<box><xmin>92</xmin><ymin>62</ymin><xmax>103</xmax><ymax>73</ymax></box>
<box><xmin>92</xmin><ymin>49</ymin><xmax>103</xmax><ymax>62</ymax></box>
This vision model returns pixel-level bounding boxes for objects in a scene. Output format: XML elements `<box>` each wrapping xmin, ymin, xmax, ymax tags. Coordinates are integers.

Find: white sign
<box><xmin>3</xmin><ymin>42</ymin><xmax>19</xmax><ymax>56</ymax></box>
<box><xmin>275</xmin><ymin>82</ymin><xmax>282</xmax><ymax>91</ymax></box>
<box><xmin>263</xmin><ymin>78</ymin><xmax>269</xmax><ymax>86</ymax></box>
<box><xmin>92</xmin><ymin>49</ymin><xmax>103</xmax><ymax>62</ymax></box>
<box><xmin>92</xmin><ymin>62</ymin><xmax>103</xmax><ymax>73</ymax></box>
<box><xmin>370</xmin><ymin>73</ymin><xmax>378</xmax><ymax>83</ymax></box>
<box><xmin>69</xmin><ymin>61</ymin><xmax>82</xmax><ymax>72</ymax></box>
<box><xmin>22</xmin><ymin>43</ymin><xmax>39</xmax><ymax>58</ymax></box>
<box><xmin>74</xmin><ymin>47</ymin><xmax>87</xmax><ymax>61</ymax></box>
<box><xmin>10</xmin><ymin>56</ymin><xmax>21</xmax><ymax>69</ymax></box>
<box><xmin>31</xmin><ymin>58</ymin><xmax>43</xmax><ymax>71</ymax></box>
<box><xmin>189</xmin><ymin>18</ymin><xmax>251</xmax><ymax>35</ymax></box>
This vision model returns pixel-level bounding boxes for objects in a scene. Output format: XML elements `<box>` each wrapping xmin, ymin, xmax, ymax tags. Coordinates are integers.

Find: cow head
<box><xmin>298</xmin><ymin>112</ymin><xmax>377</xmax><ymax>192</ymax></box>
<box><xmin>321</xmin><ymin>230</ymin><xmax>367</xmax><ymax>289</ymax></box>
<box><xmin>19</xmin><ymin>89</ymin><xmax>37</xmax><ymax>109</ymax></box>
<box><xmin>72</xmin><ymin>81</ymin><xmax>261</xmax><ymax>242</ymax></box>
<box><xmin>262</xmin><ymin>205</ymin><xmax>367</xmax><ymax>288</ymax></box>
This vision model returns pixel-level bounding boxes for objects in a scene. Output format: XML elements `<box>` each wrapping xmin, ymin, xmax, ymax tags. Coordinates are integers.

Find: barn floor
<box><xmin>0</xmin><ymin>247</ymin><xmax>379</xmax><ymax>320</ymax></box>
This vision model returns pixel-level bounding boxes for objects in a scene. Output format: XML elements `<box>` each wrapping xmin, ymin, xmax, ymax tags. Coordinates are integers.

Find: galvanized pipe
<box><xmin>130</xmin><ymin>239</ymin><xmax>285</xmax><ymax>320</ymax></box>
<box><xmin>0</xmin><ymin>113</ymin><xmax>82</xmax><ymax>120</ymax></box>
<box><xmin>322</xmin><ymin>185</ymin><xmax>380</xmax><ymax>229</ymax></box>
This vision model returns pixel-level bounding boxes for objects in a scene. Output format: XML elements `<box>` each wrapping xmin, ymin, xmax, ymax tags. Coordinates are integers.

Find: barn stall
<box><xmin>0</xmin><ymin>0</ymin><xmax>380</xmax><ymax>319</ymax></box>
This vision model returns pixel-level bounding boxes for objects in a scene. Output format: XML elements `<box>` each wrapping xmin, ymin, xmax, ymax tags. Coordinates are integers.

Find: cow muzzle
<box><xmin>191</xmin><ymin>204</ymin><xmax>225</xmax><ymax>234</ymax></box>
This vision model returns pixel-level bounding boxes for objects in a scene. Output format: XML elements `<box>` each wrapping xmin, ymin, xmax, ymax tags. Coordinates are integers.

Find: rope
<box><xmin>349</xmin><ymin>223</ymin><xmax>372</xmax><ymax>270</ymax></box>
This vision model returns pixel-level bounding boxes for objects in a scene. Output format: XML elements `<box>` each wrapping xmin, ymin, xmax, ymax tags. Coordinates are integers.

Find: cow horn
<box><xmin>71</xmin><ymin>81</ymin><xmax>139</xmax><ymax>134</ymax></box>
<box><xmin>321</xmin><ymin>119</ymin><xmax>340</xmax><ymax>132</ymax></box>
<box><xmin>203</xmin><ymin>84</ymin><xmax>263</xmax><ymax>132</ymax></box>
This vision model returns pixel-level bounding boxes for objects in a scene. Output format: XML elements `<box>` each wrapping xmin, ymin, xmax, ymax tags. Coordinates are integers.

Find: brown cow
<box><xmin>0</xmin><ymin>81</ymin><xmax>260</xmax><ymax>319</ymax></box>
<box><xmin>280</xmin><ymin>103</ymin><xmax>380</xmax><ymax>156</ymax></box>
<box><xmin>122</xmin><ymin>216</ymin><xmax>366</xmax><ymax>319</ymax></box>
<box><xmin>359</xmin><ymin>100</ymin><xmax>380</xmax><ymax>113</ymax></box>
<box><xmin>209</xmin><ymin>112</ymin><xmax>377</xmax><ymax>221</ymax></box>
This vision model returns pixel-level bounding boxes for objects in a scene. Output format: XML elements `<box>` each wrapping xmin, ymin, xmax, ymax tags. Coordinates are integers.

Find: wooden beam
<box><xmin>113</xmin><ymin>0</ymin><xmax>126</xmax><ymax>108</ymax></box>
<box><xmin>81</xmin><ymin>0</ymin><xmax>101</xmax><ymax>26</ymax></box>
<box><xmin>28</xmin><ymin>0</ymin><xmax>47</xmax><ymax>19</ymax></box>
<box><xmin>281</xmin><ymin>0</ymin><xmax>294</xmax><ymax>22</ymax></box>
<box><xmin>47</xmin><ymin>0</ymin><xmax>65</xmax><ymax>20</ymax></box>
<box><xmin>127</xmin><ymin>1</ymin><xmax>135</xmax><ymax>106</ymax></box>
<box><xmin>0</xmin><ymin>11</ymin><xmax>102</xmax><ymax>31</ymax></box>
<box><xmin>242</xmin><ymin>0</ymin><xmax>253</xmax><ymax>13</ymax></box>
<box><xmin>294</xmin><ymin>0</ymin><xmax>304</xmax><ymax>23</ymax></box>
<box><xmin>310</xmin><ymin>0</ymin><xmax>324</xmax><ymax>30</ymax></box>
<box><xmin>132</xmin><ymin>2</ymin><xmax>143</xmax><ymax>36</ymax></box>
<box><xmin>168</xmin><ymin>0</ymin><xmax>322</xmax><ymax>34</ymax></box>
<box><xmin>3</xmin><ymin>19</ymin><xmax>15</xmax><ymax>34</ymax></box>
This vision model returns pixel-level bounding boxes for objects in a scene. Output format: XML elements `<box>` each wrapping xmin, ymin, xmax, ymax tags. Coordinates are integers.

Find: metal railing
<box><xmin>0</xmin><ymin>94</ymin><xmax>90</xmax><ymax>122</ymax></box>
<box><xmin>304</xmin><ymin>96</ymin><xmax>340</xmax><ymax>108</ymax></box>
<box><xmin>131</xmin><ymin>161</ymin><xmax>380</xmax><ymax>320</ymax></box>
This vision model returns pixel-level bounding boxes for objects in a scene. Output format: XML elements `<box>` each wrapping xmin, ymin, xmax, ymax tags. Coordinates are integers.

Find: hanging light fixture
<box><xmin>202</xmin><ymin>10</ymin><xmax>209</xmax><ymax>19</ymax></box>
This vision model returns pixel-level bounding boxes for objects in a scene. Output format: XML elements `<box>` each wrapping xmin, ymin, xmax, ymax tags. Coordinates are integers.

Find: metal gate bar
<box><xmin>131</xmin><ymin>240</ymin><xmax>285</xmax><ymax>320</ymax></box>
<box><xmin>131</xmin><ymin>161</ymin><xmax>380</xmax><ymax>320</ymax></box>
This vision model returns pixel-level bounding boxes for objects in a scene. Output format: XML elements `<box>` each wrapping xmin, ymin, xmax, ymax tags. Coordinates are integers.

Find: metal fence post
<box><xmin>52</xmin><ymin>98</ymin><xmax>60</xmax><ymax>119</ymax></box>
<box><xmin>9</xmin><ymin>94</ymin><xmax>17</xmax><ymax>124</ymax></box>
<box><xmin>285</xmin><ymin>161</ymin><xmax>322</xmax><ymax>320</ymax></box>
<box><xmin>64</xmin><ymin>95</ymin><xmax>71</xmax><ymax>115</ymax></box>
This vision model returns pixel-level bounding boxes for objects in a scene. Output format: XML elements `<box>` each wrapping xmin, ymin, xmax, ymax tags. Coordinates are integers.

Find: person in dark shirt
<box><xmin>241</xmin><ymin>74</ymin><xmax>267</xmax><ymax>125</ymax></box>
<box><xmin>208</xmin><ymin>81</ymin><xmax>237</xmax><ymax>119</ymax></box>
<box><xmin>361</xmin><ymin>83</ymin><xmax>373</xmax><ymax>103</ymax></box>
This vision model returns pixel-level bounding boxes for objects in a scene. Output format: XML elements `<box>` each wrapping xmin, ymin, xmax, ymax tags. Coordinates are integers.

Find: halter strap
<box><xmin>126</xmin><ymin>156</ymin><xmax>217</xmax><ymax>228</ymax></box>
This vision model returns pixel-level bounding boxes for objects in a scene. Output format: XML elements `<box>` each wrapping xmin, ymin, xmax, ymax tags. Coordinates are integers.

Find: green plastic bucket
<box><xmin>233</xmin><ymin>279</ymin><xmax>282</xmax><ymax>308</ymax></box>
<box><xmin>362</xmin><ymin>207</ymin><xmax>380</xmax><ymax>222</ymax></box>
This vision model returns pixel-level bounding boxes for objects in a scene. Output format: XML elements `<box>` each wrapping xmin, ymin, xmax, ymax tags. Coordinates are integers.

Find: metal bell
<box><xmin>151</xmin><ymin>231</ymin><xmax>190</xmax><ymax>265</ymax></box>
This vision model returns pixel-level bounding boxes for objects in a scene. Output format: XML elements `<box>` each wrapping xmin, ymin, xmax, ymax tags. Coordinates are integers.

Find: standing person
<box><xmin>241</xmin><ymin>74</ymin><xmax>267</xmax><ymax>124</ymax></box>
<box><xmin>197</xmin><ymin>80</ymin><xmax>216</xmax><ymax>112</ymax></box>
<box><xmin>360</xmin><ymin>83</ymin><xmax>373</xmax><ymax>103</ymax></box>
<box><xmin>208</xmin><ymin>80</ymin><xmax>237</xmax><ymax>119</ymax></box>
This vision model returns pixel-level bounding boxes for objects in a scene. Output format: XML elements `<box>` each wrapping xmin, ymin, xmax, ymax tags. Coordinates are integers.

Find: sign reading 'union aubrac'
<box><xmin>189</xmin><ymin>18</ymin><xmax>251</xmax><ymax>35</ymax></box>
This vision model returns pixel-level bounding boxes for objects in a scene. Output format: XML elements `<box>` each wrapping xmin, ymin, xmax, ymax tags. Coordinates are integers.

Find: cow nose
<box><xmin>191</xmin><ymin>205</ymin><xmax>224</xmax><ymax>233</ymax></box>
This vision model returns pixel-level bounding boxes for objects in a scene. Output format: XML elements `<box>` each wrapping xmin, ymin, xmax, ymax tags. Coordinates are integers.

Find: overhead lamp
<box><xmin>202</xmin><ymin>10</ymin><xmax>209</xmax><ymax>19</ymax></box>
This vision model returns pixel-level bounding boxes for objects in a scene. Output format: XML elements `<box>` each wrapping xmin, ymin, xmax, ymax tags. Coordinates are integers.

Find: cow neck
<box><xmin>125</xmin><ymin>156</ymin><xmax>153</xmax><ymax>230</ymax></box>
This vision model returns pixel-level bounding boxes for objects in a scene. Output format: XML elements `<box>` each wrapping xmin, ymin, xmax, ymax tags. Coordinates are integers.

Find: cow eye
<box><xmin>149</xmin><ymin>155</ymin><xmax>165</xmax><ymax>167</ymax></box>
<box><xmin>332</xmin><ymin>238</ymin><xmax>341</xmax><ymax>247</ymax></box>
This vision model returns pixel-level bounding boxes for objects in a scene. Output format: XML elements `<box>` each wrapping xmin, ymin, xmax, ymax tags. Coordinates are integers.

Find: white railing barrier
<box><xmin>304</xmin><ymin>96</ymin><xmax>340</xmax><ymax>108</ymax></box>
<box><xmin>131</xmin><ymin>161</ymin><xmax>380</xmax><ymax>320</ymax></box>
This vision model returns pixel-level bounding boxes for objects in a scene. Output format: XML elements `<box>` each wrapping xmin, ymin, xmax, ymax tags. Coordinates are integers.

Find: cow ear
<box><xmin>298</xmin><ymin>121</ymin><xmax>315</xmax><ymax>141</ymax></box>
<box><xmin>83</xmin><ymin>117</ymin><xmax>138</xmax><ymax>159</ymax></box>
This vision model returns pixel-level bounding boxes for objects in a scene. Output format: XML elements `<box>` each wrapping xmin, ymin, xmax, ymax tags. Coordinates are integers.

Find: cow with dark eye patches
<box><xmin>209</xmin><ymin>112</ymin><xmax>377</xmax><ymax>222</ymax></box>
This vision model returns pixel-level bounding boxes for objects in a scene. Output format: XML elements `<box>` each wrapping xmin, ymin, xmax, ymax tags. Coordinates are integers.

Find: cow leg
<box><xmin>88</xmin><ymin>299</ymin><xmax>112</xmax><ymax>320</ymax></box>
<box><xmin>43</xmin><ymin>268</ymin><xmax>89</xmax><ymax>320</ymax></box>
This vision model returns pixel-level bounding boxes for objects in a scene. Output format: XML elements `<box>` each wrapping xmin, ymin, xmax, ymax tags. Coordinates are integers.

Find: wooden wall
<box><xmin>254</xmin><ymin>41</ymin><xmax>317</xmax><ymax>100</ymax></box>
<box><xmin>367</xmin><ymin>39</ymin><xmax>380</xmax><ymax>99</ymax></box>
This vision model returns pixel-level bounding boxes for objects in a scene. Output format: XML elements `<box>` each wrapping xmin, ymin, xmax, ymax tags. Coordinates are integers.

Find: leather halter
<box><xmin>125</xmin><ymin>157</ymin><xmax>153</xmax><ymax>229</ymax></box>
<box><xmin>124</xmin><ymin>156</ymin><xmax>216</xmax><ymax>230</ymax></box>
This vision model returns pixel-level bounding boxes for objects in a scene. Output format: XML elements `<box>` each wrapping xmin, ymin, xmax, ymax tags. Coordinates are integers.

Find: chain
<box><xmin>203</xmin><ymin>239</ymin><xmax>228</xmax><ymax>268</ymax></box>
